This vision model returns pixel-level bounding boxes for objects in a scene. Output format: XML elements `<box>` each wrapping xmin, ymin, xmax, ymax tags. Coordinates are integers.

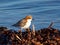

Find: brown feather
<box><xmin>12</xmin><ymin>18</ymin><xmax>27</xmax><ymax>27</ymax></box>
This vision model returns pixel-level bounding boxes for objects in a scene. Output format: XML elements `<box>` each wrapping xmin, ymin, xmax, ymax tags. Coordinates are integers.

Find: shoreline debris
<box><xmin>0</xmin><ymin>22</ymin><xmax>60</xmax><ymax>45</ymax></box>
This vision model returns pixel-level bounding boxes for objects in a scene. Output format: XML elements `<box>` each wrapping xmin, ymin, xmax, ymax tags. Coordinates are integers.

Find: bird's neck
<box><xmin>27</xmin><ymin>19</ymin><xmax>32</xmax><ymax>22</ymax></box>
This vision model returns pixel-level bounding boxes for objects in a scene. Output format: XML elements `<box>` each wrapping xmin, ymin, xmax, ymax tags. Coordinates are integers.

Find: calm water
<box><xmin>0</xmin><ymin>0</ymin><xmax>60</xmax><ymax>31</ymax></box>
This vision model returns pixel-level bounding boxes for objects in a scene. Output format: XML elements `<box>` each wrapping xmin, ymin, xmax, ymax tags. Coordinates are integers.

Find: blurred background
<box><xmin>0</xmin><ymin>0</ymin><xmax>60</xmax><ymax>31</ymax></box>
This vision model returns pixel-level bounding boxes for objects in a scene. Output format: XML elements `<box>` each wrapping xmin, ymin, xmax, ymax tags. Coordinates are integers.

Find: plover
<box><xmin>12</xmin><ymin>15</ymin><xmax>32</xmax><ymax>31</ymax></box>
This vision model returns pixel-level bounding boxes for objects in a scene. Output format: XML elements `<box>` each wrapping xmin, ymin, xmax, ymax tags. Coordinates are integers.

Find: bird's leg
<box><xmin>24</xmin><ymin>28</ymin><xmax>30</xmax><ymax>32</ymax></box>
<box><xmin>27</xmin><ymin>27</ymin><xmax>31</xmax><ymax>32</ymax></box>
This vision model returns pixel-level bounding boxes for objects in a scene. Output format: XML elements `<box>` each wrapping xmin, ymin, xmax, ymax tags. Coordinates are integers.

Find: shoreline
<box><xmin>0</xmin><ymin>22</ymin><xmax>60</xmax><ymax>45</ymax></box>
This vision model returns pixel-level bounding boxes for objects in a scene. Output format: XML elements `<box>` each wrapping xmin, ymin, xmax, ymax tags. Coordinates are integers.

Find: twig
<box><xmin>32</xmin><ymin>24</ymin><xmax>35</xmax><ymax>38</ymax></box>
<box><xmin>15</xmin><ymin>34</ymin><xmax>21</xmax><ymax>41</ymax></box>
<box><xmin>48</xmin><ymin>22</ymin><xmax>54</xmax><ymax>29</ymax></box>
<box><xmin>32</xmin><ymin>24</ymin><xmax>35</xmax><ymax>31</ymax></box>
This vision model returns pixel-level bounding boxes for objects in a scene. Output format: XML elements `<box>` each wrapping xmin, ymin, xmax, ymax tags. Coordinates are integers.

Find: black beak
<box><xmin>32</xmin><ymin>18</ymin><xmax>34</xmax><ymax>20</ymax></box>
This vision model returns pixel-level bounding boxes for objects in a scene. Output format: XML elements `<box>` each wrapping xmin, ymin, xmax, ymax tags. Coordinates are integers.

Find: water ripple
<box><xmin>0</xmin><ymin>0</ymin><xmax>60</xmax><ymax>30</ymax></box>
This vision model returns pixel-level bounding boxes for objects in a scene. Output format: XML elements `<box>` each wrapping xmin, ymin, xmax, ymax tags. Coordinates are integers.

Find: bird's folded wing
<box><xmin>16</xmin><ymin>19</ymin><xmax>26</xmax><ymax>27</ymax></box>
<box><xmin>12</xmin><ymin>18</ymin><xmax>27</xmax><ymax>27</ymax></box>
<box><xmin>19</xmin><ymin>19</ymin><xmax>27</xmax><ymax>27</ymax></box>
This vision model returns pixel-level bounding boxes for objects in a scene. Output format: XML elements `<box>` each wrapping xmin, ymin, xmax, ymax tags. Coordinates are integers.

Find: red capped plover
<box><xmin>12</xmin><ymin>15</ymin><xmax>32</xmax><ymax>31</ymax></box>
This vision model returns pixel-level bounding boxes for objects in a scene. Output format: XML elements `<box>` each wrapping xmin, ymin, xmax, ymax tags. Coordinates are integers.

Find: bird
<box><xmin>12</xmin><ymin>15</ymin><xmax>32</xmax><ymax>31</ymax></box>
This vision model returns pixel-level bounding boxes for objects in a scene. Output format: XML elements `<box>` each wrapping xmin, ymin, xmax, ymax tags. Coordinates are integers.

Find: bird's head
<box><xmin>25</xmin><ymin>15</ymin><xmax>32</xmax><ymax>21</ymax></box>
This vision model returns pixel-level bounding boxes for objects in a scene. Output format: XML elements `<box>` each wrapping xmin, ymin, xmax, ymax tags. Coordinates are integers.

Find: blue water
<box><xmin>0</xmin><ymin>0</ymin><xmax>60</xmax><ymax>31</ymax></box>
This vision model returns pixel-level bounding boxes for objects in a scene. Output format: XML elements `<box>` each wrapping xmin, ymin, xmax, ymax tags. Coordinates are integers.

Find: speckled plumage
<box><xmin>12</xmin><ymin>15</ymin><xmax>32</xmax><ymax>29</ymax></box>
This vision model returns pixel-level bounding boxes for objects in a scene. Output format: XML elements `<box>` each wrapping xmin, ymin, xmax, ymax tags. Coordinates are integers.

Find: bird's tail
<box><xmin>12</xmin><ymin>24</ymin><xmax>15</xmax><ymax>26</ymax></box>
<box><xmin>12</xmin><ymin>24</ymin><xmax>18</xmax><ymax>27</ymax></box>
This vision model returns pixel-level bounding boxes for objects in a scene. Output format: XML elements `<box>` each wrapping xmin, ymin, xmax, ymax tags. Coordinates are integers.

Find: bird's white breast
<box><xmin>21</xmin><ymin>19</ymin><xmax>32</xmax><ymax>29</ymax></box>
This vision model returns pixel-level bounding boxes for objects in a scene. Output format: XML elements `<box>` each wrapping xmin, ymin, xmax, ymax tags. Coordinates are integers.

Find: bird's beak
<box><xmin>32</xmin><ymin>18</ymin><xmax>34</xmax><ymax>20</ymax></box>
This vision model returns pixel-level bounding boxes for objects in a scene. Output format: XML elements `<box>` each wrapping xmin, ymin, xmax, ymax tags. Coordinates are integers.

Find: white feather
<box><xmin>21</xmin><ymin>19</ymin><xmax>32</xmax><ymax>29</ymax></box>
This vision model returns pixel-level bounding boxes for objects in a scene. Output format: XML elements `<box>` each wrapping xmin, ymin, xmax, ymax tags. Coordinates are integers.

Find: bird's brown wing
<box><xmin>12</xmin><ymin>18</ymin><xmax>27</xmax><ymax>27</ymax></box>
<box><xmin>19</xmin><ymin>19</ymin><xmax>27</xmax><ymax>27</ymax></box>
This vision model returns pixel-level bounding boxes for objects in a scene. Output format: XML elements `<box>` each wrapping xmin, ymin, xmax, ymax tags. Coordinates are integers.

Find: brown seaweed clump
<box><xmin>0</xmin><ymin>22</ymin><xmax>60</xmax><ymax>45</ymax></box>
